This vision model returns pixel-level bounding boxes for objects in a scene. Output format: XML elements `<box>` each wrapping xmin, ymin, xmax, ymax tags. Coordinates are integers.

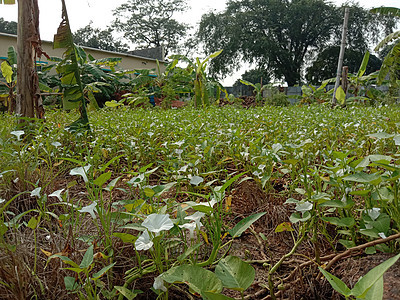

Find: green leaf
<box><xmin>320</xmin><ymin>217</ymin><xmax>355</xmax><ymax>227</ymax></box>
<box><xmin>177</xmin><ymin>242</ymin><xmax>202</xmax><ymax>262</ymax></box>
<box><xmin>0</xmin><ymin>0</ymin><xmax>16</xmax><ymax>4</ymax></box>
<box><xmin>364</xmin><ymin>276</ymin><xmax>383</xmax><ymax>300</ymax></box>
<box><xmin>343</xmin><ymin>172</ymin><xmax>382</xmax><ymax>184</ymax></box>
<box><xmin>356</xmin><ymin>51</ymin><xmax>370</xmax><ymax>78</ymax></box>
<box><xmin>203</xmin><ymin>292</ymin><xmax>235</xmax><ymax>300</ymax></box>
<box><xmin>50</xmin><ymin>255</ymin><xmax>80</xmax><ymax>268</ymax></box>
<box><xmin>113</xmin><ymin>232</ymin><xmax>137</xmax><ymax>244</ymax></box>
<box><xmin>275</xmin><ymin>222</ymin><xmax>294</xmax><ymax>233</ymax></box>
<box><xmin>318</xmin><ymin>267</ymin><xmax>351</xmax><ymax>297</ymax></box>
<box><xmin>367</xmin><ymin>132</ymin><xmax>394</xmax><ymax>139</ymax></box>
<box><xmin>215</xmin><ymin>256</ymin><xmax>255</xmax><ymax>291</ymax></box>
<box><xmin>93</xmin><ymin>172</ymin><xmax>112</xmax><ymax>187</ymax></box>
<box><xmin>113</xmin><ymin>286</ymin><xmax>139</xmax><ymax>300</ymax></box>
<box><xmin>289</xmin><ymin>211</ymin><xmax>311</xmax><ymax>223</ymax></box>
<box><xmin>105</xmin><ymin>100</ymin><xmax>123</xmax><ymax>108</ymax></box>
<box><xmin>79</xmin><ymin>245</ymin><xmax>94</xmax><ymax>269</ymax></box>
<box><xmin>104</xmin><ymin>176</ymin><xmax>121</xmax><ymax>192</ymax></box>
<box><xmin>92</xmin><ymin>262</ymin><xmax>116</xmax><ymax>279</ymax></box>
<box><xmin>351</xmin><ymin>253</ymin><xmax>400</xmax><ymax>297</ymax></box>
<box><xmin>64</xmin><ymin>276</ymin><xmax>80</xmax><ymax>291</ymax></box>
<box><xmin>335</xmin><ymin>86</ymin><xmax>346</xmax><ymax>105</ymax></box>
<box><xmin>162</xmin><ymin>265</ymin><xmax>223</xmax><ymax>295</ymax></box>
<box><xmin>144</xmin><ymin>187</ymin><xmax>155</xmax><ymax>198</ymax></box>
<box><xmin>27</xmin><ymin>216</ymin><xmax>39</xmax><ymax>229</ymax></box>
<box><xmin>365</xmin><ymin>247</ymin><xmax>376</xmax><ymax>255</ymax></box>
<box><xmin>229</xmin><ymin>212</ymin><xmax>266</xmax><ymax>238</ymax></box>
<box><xmin>0</xmin><ymin>61</ymin><xmax>13</xmax><ymax>83</ymax></box>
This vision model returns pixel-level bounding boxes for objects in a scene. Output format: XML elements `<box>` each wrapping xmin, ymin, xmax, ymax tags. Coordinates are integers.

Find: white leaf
<box><xmin>190</xmin><ymin>175</ymin><xmax>204</xmax><ymax>186</ymax></box>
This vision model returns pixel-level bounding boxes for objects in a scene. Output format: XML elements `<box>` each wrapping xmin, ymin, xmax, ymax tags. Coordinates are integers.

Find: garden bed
<box><xmin>1</xmin><ymin>105</ymin><xmax>400</xmax><ymax>299</ymax></box>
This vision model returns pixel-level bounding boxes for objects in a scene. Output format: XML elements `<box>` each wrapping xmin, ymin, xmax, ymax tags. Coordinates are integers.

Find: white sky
<box><xmin>0</xmin><ymin>0</ymin><xmax>399</xmax><ymax>85</ymax></box>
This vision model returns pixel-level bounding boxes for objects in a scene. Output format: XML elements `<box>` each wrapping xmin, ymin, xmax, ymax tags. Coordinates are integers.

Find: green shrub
<box><xmin>265</xmin><ymin>92</ymin><xmax>290</xmax><ymax>106</ymax></box>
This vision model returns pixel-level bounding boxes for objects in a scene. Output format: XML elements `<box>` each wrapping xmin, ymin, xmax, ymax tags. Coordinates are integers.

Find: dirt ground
<box><xmin>226</xmin><ymin>180</ymin><xmax>400</xmax><ymax>300</ymax></box>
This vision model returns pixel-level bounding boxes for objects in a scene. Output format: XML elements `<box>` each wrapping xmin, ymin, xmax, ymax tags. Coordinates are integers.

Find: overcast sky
<box><xmin>0</xmin><ymin>0</ymin><xmax>399</xmax><ymax>85</ymax></box>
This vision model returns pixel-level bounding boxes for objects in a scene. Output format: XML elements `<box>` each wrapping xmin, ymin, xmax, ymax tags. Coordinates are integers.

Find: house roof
<box><xmin>0</xmin><ymin>32</ymin><xmax>166</xmax><ymax>63</ymax></box>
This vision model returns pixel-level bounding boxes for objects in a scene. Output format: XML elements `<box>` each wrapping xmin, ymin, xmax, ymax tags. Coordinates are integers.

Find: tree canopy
<box><xmin>113</xmin><ymin>0</ymin><xmax>189</xmax><ymax>57</ymax></box>
<box><xmin>73</xmin><ymin>23</ymin><xmax>129</xmax><ymax>53</ymax></box>
<box><xmin>305</xmin><ymin>46</ymin><xmax>382</xmax><ymax>84</ymax></box>
<box><xmin>198</xmin><ymin>0</ymin><xmax>396</xmax><ymax>86</ymax></box>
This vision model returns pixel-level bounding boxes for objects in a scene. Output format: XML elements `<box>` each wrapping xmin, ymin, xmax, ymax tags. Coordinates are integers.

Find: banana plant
<box><xmin>0</xmin><ymin>46</ymin><xmax>17</xmax><ymax>113</ymax></box>
<box><xmin>240</xmin><ymin>79</ymin><xmax>270</xmax><ymax>105</ymax></box>
<box><xmin>370</xmin><ymin>7</ymin><xmax>400</xmax><ymax>87</ymax></box>
<box><xmin>193</xmin><ymin>50</ymin><xmax>223</xmax><ymax>108</ymax></box>
<box><xmin>53</xmin><ymin>0</ymin><xmax>90</xmax><ymax>132</ymax></box>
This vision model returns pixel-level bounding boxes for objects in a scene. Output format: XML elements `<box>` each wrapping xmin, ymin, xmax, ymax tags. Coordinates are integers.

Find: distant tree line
<box><xmin>1</xmin><ymin>0</ymin><xmax>398</xmax><ymax>86</ymax></box>
<box><xmin>0</xmin><ymin>17</ymin><xmax>17</xmax><ymax>34</ymax></box>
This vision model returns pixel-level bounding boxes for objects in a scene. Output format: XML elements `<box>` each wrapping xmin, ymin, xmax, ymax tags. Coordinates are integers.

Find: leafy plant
<box><xmin>0</xmin><ymin>46</ymin><xmax>17</xmax><ymax>113</ymax></box>
<box><xmin>319</xmin><ymin>253</ymin><xmax>400</xmax><ymax>299</ymax></box>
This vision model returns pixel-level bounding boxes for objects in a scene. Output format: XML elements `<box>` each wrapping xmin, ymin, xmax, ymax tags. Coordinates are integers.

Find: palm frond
<box><xmin>370</xmin><ymin>7</ymin><xmax>400</xmax><ymax>17</ymax></box>
<box><xmin>375</xmin><ymin>31</ymin><xmax>400</xmax><ymax>51</ymax></box>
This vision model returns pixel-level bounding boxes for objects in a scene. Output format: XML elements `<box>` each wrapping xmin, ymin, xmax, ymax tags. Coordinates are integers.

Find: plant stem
<box><xmin>268</xmin><ymin>226</ymin><xmax>306</xmax><ymax>299</ymax></box>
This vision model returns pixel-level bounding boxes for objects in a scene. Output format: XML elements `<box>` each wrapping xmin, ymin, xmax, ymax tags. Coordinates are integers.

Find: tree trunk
<box><xmin>16</xmin><ymin>0</ymin><xmax>45</xmax><ymax>121</ymax></box>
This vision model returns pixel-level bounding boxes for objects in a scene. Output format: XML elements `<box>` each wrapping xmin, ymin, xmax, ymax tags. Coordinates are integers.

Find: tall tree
<box><xmin>198</xmin><ymin>0</ymin><xmax>338</xmax><ymax>86</ymax></box>
<box><xmin>113</xmin><ymin>0</ymin><xmax>189</xmax><ymax>56</ymax></box>
<box><xmin>73</xmin><ymin>23</ymin><xmax>129</xmax><ymax>53</ymax></box>
<box><xmin>198</xmin><ymin>0</ymin><xmax>395</xmax><ymax>86</ymax></box>
<box><xmin>0</xmin><ymin>17</ymin><xmax>17</xmax><ymax>34</ymax></box>
<box><xmin>1</xmin><ymin>0</ymin><xmax>46</xmax><ymax>120</ymax></box>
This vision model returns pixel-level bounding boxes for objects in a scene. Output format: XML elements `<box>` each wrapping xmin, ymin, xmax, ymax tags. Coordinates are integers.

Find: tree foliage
<box><xmin>370</xmin><ymin>7</ymin><xmax>400</xmax><ymax>87</ymax></box>
<box><xmin>73</xmin><ymin>23</ymin><xmax>129</xmax><ymax>53</ymax></box>
<box><xmin>0</xmin><ymin>17</ymin><xmax>17</xmax><ymax>34</ymax></box>
<box><xmin>306</xmin><ymin>47</ymin><xmax>382</xmax><ymax>84</ymax></box>
<box><xmin>198</xmin><ymin>0</ymin><xmax>396</xmax><ymax>86</ymax></box>
<box><xmin>113</xmin><ymin>0</ymin><xmax>189</xmax><ymax>56</ymax></box>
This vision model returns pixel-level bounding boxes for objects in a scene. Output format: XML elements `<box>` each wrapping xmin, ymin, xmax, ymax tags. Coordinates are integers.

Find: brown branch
<box><xmin>324</xmin><ymin>232</ymin><xmax>400</xmax><ymax>272</ymax></box>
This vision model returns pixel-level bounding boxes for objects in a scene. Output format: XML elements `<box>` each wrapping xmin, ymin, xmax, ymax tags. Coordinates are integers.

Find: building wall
<box><xmin>0</xmin><ymin>33</ymin><xmax>166</xmax><ymax>72</ymax></box>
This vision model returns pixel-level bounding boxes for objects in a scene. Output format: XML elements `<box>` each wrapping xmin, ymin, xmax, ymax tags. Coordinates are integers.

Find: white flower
<box><xmin>179</xmin><ymin>222</ymin><xmax>198</xmax><ymax>238</ymax></box>
<box><xmin>10</xmin><ymin>130</ymin><xmax>24</xmax><ymax>141</ymax></box>
<box><xmin>48</xmin><ymin>189</ymin><xmax>64</xmax><ymax>201</ymax></box>
<box><xmin>51</xmin><ymin>142</ymin><xmax>62</xmax><ymax>148</ymax></box>
<box><xmin>79</xmin><ymin>202</ymin><xmax>98</xmax><ymax>219</ymax></box>
<box><xmin>185</xmin><ymin>212</ymin><xmax>205</xmax><ymax>229</ymax></box>
<box><xmin>69</xmin><ymin>165</ymin><xmax>91</xmax><ymax>183</ymax></box>
<box><xmin>295</xmin><ymin>201</ymin><xmax>313</xmax><ymax>213</ymax></box>
<box><xmin>175</xmin><ymin>149</ymin><xmax>183</xmax><ymax>159</ymax></box>
<box><xmin>30</xmin><ymin>187</ymin><xmax>41</xmax><ymax>198</ymax></box>
<box><xmin>142</xmin><ymin>214</ymin><xmax>174</xmax><ymax>235</ymax></box>
<box><xmin>196</xmin><ymin>199</ymin><xmax>217</xmax><ymax>208</ymax></box>
<box><xmin>153</xmin><ymin>275</ymin><xmax>167</xmax><ymax>292</ymax></box>
<box><xmin>135</xmin><ymin>230</ymin><xmax>153</xmax><ymax>250</ymax></box>
<box><xmin>378</xmin><ymin>232</ymin><xmax>387</xmax><ymax>239</ymax></box>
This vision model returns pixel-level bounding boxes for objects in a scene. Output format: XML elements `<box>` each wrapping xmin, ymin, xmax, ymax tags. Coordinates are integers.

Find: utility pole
<box><xmin>332</xmin><ymin>7</ymin><xmax>349</xmax><ymax>107</ymax></box>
